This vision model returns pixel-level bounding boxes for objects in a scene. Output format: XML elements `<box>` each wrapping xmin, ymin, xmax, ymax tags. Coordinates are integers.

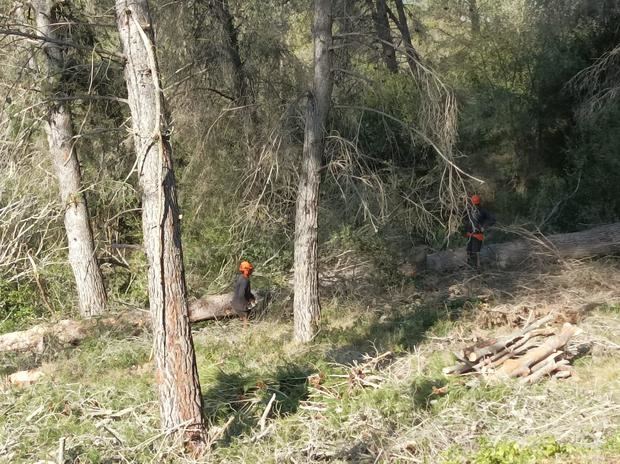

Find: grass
<box><xmin>1</xmin><ymin>259</ymin><xmax>620</xmax><ymax>462</ymax></box>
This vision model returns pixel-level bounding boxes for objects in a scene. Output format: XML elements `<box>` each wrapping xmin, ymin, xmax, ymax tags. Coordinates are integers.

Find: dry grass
<box><xmin>1</xmin><ymin>259</ymin><xmax>619</xmax><ymax>463</ymax></box>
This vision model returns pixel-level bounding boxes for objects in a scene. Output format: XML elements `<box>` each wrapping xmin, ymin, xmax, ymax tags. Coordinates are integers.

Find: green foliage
<box><xmin>104</xmin><ymin>253</ymin><xmax>149</xmax><ymax>308</ymax></box>
<box><xmin>599</xmin><ymin>303</ymin><xmax>620</xmax><ymax>314</ymax></box>
<box><xmin>443</xmin><ymin>438</ymin><xmax>576</xmax><ymax>464</ymax></box>
<box><xmin>38</xmin><ymin>263</ymin><xmax>78</xmax><ymax>313</ymax></box>
<box><xmin>437</xmin><ymin>0</ymin><xmax>620</xmax><ymax>231</ymax></box>
<box><xmin>323</xmin><ymin>224</ymin><xmax>404</xmax><ymax>287</ymax></box>
<box><xmin>604</xmin><ymin>432</ymin><xmax>620</xmax><ymax>453</ymax></box>
<box><xmin>337</xmin><ymin>69</ymin><xmax>423</xmax><ymax>167</ymax></box>
<box><xmin>0</xmin><ymin>279</ymin><xmax>42</xmax><ymax>333</ymax></box>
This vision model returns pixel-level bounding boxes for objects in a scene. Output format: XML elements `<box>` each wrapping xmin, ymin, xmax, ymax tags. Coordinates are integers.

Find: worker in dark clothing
<box><xmin>463</xmin><ymin>194</ymin><xmax>496</xmax><ymax>269</ymax></box>
<box><xmin>232</xmin><ymin>260</ymin><xmax>256</xmax><ymax>323</ymax></box>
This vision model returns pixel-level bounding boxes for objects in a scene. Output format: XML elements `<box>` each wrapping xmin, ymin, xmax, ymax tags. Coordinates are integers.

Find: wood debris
<box><xmin>444</xmin><ymin>315</ymin><xmax>585</xmax><ymax>383</ymax></box>
<box><xmin>335</xmin><ymin>351</ymin><xmax>394</xmax><ymax>391</ymax></box>
<box><xmin>7</xmin><ymin>369</ymin><xmax>44</xmax><ymax>387</ymax></box>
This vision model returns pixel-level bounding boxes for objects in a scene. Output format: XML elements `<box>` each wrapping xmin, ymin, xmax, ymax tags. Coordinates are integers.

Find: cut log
<box><xmin>0</xmin><ymin>292</ymin><xmax>261</xmax><ymax>354</ymax></box>
<box><xmin>479</xmin><ymin>335</ymin><xmax>536</xmax><ymax>371</ymax></box>
<box><xmin>446</xmin><ymin>316</ymin><xmax>582</xmax><ymax>383</ymax></box>
<box><xmin>529</xmin><ymin>352</ymin><xmax>564</xmax><ymax>374</ymax></box>
<box><xmin>7</xmin><ymin>368</ymin><xmax>45</xmax><ymax>387</ymax></box>
<box><xmin>553</xmin><ymin>370</ymin><xmax>573</xmax><ymax>380</ymax></box>
<box><xmin>467</xmin><ymin>314</ymin><xmax>554</xmax><ymax>363</ymax></box>
<box><xmin>188</xmin><ymin>293</ymin><xmax>237</xmax><ymax>322</ymax></box>
<box><xmin>521</xmin><ymin>359</ymin><xmax>569</xmax><ymax>384</ymax></box>
<box><xmin>498</xmin><ymin>323</ymin><xmax>579</xmax><ymax>378</ymax></box>
<box><xmin>0</xmin><ymin>311</ymin><xmax>148</xmax><ymax>354</ymax></box>
<box><xmin>442</xmin><ymin>362</ymin><xmax>474</xmax><ymax>375</ymax></box>
<box><xmin>425</xmin><ymin>223</ymin><xmax>620</xmax><ymax>272</ymax></box>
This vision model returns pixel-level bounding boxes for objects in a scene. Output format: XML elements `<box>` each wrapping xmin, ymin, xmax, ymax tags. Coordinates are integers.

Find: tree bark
<box><xmin>425</xmin><ymin>223</ymin><xmax>620</xmax><ymax>272</ymax></box>
<box><xmin>392</xmin><ymin>0</ymin><xmax>421</xmax><ymax>73</ymax></box>
<box><xmin>208</xmin><ymin>0</ymin><xmax>249</xmax><ymax>103</ymax></box>
<box><xmin>33</xmin><ymin>0</ymin><xmax>107</xmax><ymax>318</ymax></box>
<box><xmin>293</xmin><ymin>0</ymin><xmax>333</xmax><ymax>343</ymax></box>
<box><xmin>366</xmin><ymin>0</ymin><xmax>398</xmax><ymax>73</ymax></box>
<box><xmin>468</xmin><ymin>0</ymin><xmax>481</xmax><ymax>35</ymax></box>
<box><xmin>333</xmin><ymin>0</ymin><xmax>356</xmax><ymax>87</ymax></box>
<box><xmin>115</xmin><ymin>0</ymin><xmax>207</xmax><ymax>449</ymax></box>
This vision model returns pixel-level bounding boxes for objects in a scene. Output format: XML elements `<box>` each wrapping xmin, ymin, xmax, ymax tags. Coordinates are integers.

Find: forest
<box><xmin>1</xmin><ymin>0</ymin><xmax>619</xmax><ymax>462</ymax></box>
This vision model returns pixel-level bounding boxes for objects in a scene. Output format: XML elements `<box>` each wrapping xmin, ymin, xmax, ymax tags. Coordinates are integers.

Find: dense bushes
<box><xmin>1</xmin><ymin>0</ymin><xmax>620</xmax><ymax>326</ymax></box>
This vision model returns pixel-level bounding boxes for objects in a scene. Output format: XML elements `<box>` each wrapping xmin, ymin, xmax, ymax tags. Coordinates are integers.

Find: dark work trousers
<box><xmin>466</xmin><ymin>236</ymin><xmax>483</xmax><ymax>268</ymax></box>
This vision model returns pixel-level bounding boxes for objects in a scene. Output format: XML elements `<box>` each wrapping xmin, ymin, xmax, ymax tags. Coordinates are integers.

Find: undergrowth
<box><xmin>1</xmin><ymin>260</ymin><xmax>619</xmax><ymax>463</ymax></box>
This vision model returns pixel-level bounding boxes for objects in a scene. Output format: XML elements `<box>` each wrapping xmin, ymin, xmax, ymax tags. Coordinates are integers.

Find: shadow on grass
<box><xmin>410</xmin><ymin>377</ymin><xmax>448</xmax><ymax>410</ymax></box>
<box><xmin>323</xmin><ymin>301</ymin><xmax>469</xmax><ymax>366</ymax></box>
<box><xmin>202</xmin><ymin>363</ymin><xmax>313</xmax><ymax>442</ymax></box>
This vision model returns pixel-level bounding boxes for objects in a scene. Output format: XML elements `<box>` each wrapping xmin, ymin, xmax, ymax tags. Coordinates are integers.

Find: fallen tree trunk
<box><xmin>0</xmin><ymin>312</ymin><xmax>148</xmax><ymax>354</ymax></box>
<box><xmin>426</xmin><ymin>223</ymin><xmax>620</xmax><ymax>272</ymax></box>
<box><xmin>0</xmin><ymin>292</ymin><xmax>256</xmax><ymax>354</ymax></box>
<box><xmin>188</xmin><ymin>292</ymin><xmax>237</xmax><ymax>322</ymax></box>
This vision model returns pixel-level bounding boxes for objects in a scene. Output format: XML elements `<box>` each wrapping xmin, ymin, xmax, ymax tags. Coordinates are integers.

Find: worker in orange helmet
<box><xmin>463</xmin><ymin>194</ymin><xmax>495</xmax><ymax>269</ymax></box>
<box><xmin>232</xmin><ymin>261</ymin><xmax>256</xmax><ymax>324</ymax></box>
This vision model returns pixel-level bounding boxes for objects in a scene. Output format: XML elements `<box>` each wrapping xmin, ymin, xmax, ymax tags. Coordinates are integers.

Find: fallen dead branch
<box><xmin>340</xmin><ymin>351</ymin><xmax>394</xmax><ymax>391</ymax></box>
<box><xmin>444</xmin><ymin>316</ymin><xmax>585</xmax><ymax>383</ymax></box>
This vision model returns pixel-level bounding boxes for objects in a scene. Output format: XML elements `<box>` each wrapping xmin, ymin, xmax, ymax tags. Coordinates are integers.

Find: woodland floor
<box><xmin>1</xmin><ymin>258</ymin><xmax>619</xmax><ymax>463</ymax></box>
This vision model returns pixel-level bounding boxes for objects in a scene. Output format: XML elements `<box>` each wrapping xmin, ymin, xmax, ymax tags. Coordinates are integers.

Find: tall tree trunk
<box><xmin>468</xmin><ymin>0</ymin><xmax>480</xmax><ymax>35</ymax></box>
<box><xmin>115</xmin><ymin>0</ymin><xmax>207</xmax><ymax>449</ymax></box>
<box><xmin>332</xmin><ymin>0</ymin><xmax>359</xmax><ymax>87</ymax></box>
<box><xmin>366</xmin><ymin>0</ymin><xmax>398</xmax><ymax>73</ymax></box>
<box><xmin>392</xmin><ymin>0</ymin><xmax>421</xmax><ymax>73</ymax></box>
<box><xmin>208</xmin><ymin>0</ymin><xmax>249</xmax><ymax>103</ymax></box>
<box><xmin>293</xmin><ymin>0</ymin><xmax>333</xmax><ymax>343</ymax></box>
<box><xmin>33</xmin><ymin>0</ymin><xmax>107</xmax><ymax>318</ymax></box>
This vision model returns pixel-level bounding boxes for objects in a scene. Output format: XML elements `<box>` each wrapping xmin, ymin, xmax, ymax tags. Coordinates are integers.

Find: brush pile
<box><xmin>444</xmin><ymin>314</ymin><xmax>587</xmax><ymax>384</ymax></box>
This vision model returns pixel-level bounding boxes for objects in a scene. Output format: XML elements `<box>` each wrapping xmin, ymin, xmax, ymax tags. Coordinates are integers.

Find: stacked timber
<box><xmin>444</xmin><ymin>315</ymin><xmax>583</xmax><ymax>384</ymax></box>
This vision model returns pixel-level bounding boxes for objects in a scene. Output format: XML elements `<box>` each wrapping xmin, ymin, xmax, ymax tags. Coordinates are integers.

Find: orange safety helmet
<box><xmin>239</xmin><ymin>261</ymin><xmax>254</xmax><ymax>273</ymax></box>
<box><xmin>471</xmin><ymin>194</ymin><xmax>481</xmax><ymax>205</ymax></box>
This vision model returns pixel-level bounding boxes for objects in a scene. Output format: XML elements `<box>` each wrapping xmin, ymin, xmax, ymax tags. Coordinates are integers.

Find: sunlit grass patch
<box><xmin>1</xmin><ymin>260</ymin><xmax>619</xmax><ymax>462</ymax></box>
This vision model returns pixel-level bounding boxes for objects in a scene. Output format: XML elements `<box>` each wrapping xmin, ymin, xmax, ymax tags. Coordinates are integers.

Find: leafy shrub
<box><xmin>0</xmin><ymin>279</ymin><xmax>41</xmax><ymax>333</ymax></box>
<box><xmin>444</xmin><ymin>438</ymin><xmax>575</xmax><ymax>464</ymax></box>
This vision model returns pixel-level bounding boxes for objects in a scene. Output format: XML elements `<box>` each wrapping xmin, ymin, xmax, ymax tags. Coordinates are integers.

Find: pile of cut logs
<box><xmin>444</xmin><ymin>315</ymin><xmax>584</xmax><ymax>384</ymax></box>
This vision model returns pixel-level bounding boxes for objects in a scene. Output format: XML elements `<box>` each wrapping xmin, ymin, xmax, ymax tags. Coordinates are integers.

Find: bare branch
<box><xmin>0</xmin><ymin>27</ymin><xmax>123</xmax><ymax>60</ymax></box>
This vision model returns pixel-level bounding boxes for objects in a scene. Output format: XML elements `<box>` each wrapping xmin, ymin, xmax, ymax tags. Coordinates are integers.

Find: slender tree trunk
<box><xmin>115</xmin><ymin>0</ymin><xmax>207</xmax><ymax>449</ymax></box>
<box><xmin>393</xmin><ymin>0</ymin><xmax>421</xmax><ymax>73</ymax></box>
<box><xmin>209</xmin><ymin>0</ymin><xmax>249</xmax><ymax>103</ymax></box>
<box><xmin>293</xmin><ymin>0</ymin><xmax>333</xmax><ymax>343</ymax></box>
<box><xmin>366</xmin><ymin>0</ymin><xmax>398</xmax><ymax>73</ymax></box>
<box><xmin>333</xmin><ymin>0</ymin><xmax>356</xmax><ymax>87</ymax></box>
<box><xmin>33</xmin><ymin>0</ymin><xmax>107</xmax><ymax>318</ymax></box>
<box><xmin>468</xmin><ymin>0</ymin><xmax>480</xmax><ymax>35</ymax></box>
